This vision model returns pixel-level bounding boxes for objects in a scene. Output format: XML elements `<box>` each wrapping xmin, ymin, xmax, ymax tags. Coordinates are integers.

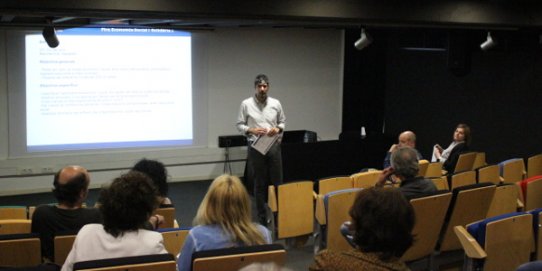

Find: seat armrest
<box><xmin>314</xmin><ymin>195</ymin><xmax>326</xmax><ymax>225</ymax></box>
<box><xmin>267</xmin><ymin>185</ymin><xmax>277</xmax><ymax>212</ymax></box>
<box><xmin>173</xmin><ymin>219</ymin><xmax>179</xmax><ymax>228</ymax></box>
<box><xmin>516</xmin><ymin>199</ymin><xmax>524</xmax><ymax>211</ymax></box>
<box><xmin>453</xmin><ymin>226</ymin><xmax>487</xmax><ymax>259</ymax></box>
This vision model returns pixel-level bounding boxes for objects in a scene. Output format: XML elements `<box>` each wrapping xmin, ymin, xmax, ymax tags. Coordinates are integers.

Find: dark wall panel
<box><xmin>383</xmin><ymin>31</ymin><xmax>542</xmax><ymax>163</ymax></box>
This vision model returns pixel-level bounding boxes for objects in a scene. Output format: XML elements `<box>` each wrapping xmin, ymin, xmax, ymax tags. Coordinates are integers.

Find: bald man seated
<box><xmin>31</xmin><ymin>165</ymin><xmax>102</xmax><ymax>263</ymax></box>
<box><xmin>383</xmin><ymin>131</ymin><xmax>423</xmax><ymax>169</ymax></box>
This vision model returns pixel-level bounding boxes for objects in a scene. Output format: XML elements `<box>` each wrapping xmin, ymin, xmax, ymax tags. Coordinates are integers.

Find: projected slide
<box><xmin>25</xmin><ymin>28</ymin><xmax>192</xmax><ymax>152</ymax></box>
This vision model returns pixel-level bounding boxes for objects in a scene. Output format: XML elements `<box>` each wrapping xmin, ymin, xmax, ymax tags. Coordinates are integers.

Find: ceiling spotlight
<box><xmin>42</xmin><ymin>19</ymin><xmax>59</xmax><ymax>48</ymax></box>
<box><xmin>354</xmin><ymin>28</ymin><xmax>372</xmax><ymax>50</ymax></box>
<box><xmin>480</xmin><ymin>31</ymin><xmax>496</xmax><ymax>51</ymax></box>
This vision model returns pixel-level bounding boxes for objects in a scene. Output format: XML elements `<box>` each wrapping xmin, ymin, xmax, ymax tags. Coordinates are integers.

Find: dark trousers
<box><xmin>247</xmin><ymin>142</ymin><xmax>283</xmax><ymax>225</ymax></box>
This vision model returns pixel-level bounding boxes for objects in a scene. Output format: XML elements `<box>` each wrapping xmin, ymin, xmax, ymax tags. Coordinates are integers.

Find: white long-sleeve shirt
<box><xmin>236</xmin><ymin>96</ymin><xmax>286</xmax><ymax>142</ymax></box>
<box><xmin>61</xmin><ymin>224</ymin><xmax>168</xmax><ymax>271</ymax></box>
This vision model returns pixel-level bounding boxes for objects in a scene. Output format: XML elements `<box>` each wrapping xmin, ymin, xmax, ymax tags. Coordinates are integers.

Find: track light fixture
<box><xmin>42</xmin><ymin>19</ymin><xmax>59</xmax><ymax>48</ymax></box>
<box><xmin>354</xmin><ymin>28</ymin><xmax>372</xmax><ymax>50</ymax></box>
<box><xmin>480</xmin><ymin>31</ymin><xmax>496</xmax><ymax>51</ymax></box>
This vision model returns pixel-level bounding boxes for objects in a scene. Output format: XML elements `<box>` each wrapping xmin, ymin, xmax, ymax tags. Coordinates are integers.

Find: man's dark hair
<box><xmin>99</xmin><ymin>171</ymin><xmax>159</xmax><ymax>237</ymax></box>
<box><xmin>349</xmin><ymin>187</ymin><xmax>415</xmax><ymax>261</ymax></box>
<box><xmin>52</xmin><ymin>170</ymin><xmax>88</xmax><ymax>207</ymax></box>
<box><xmin>254</xmin><ymin>74</ymin><xmax>269</xmax><ymax>86</ymax></box>
<box><xmin>132</xmin><ymin>158</ymin><xmax>169</xmax><ymax>197</ymax></box>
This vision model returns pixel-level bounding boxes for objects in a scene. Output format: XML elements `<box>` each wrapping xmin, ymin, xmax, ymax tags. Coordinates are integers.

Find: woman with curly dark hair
<box><xmin>132</xmin><ymin>158</ymin><xmax>172</xmax><ymax>207</ymax></box>
<box><xmin>61</xmin><ymin>171</ymin><xmax>168</xmax><ymax>271</ymax></box>
<box><xmin>310</xmin><ymin>187</ymin><xmax>415</xmax><ymax>271</ymax></box>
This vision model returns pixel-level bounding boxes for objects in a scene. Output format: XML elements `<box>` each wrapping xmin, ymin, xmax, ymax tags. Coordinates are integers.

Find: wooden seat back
<box><xmin>486</xmin><ymin>184</ymin><xmax>520</xmax><ymax>218</ymax></box>
<box><xmin>429</xmin><ymin>176</ymin><xmax>449</xmax><ymax>191</ymax></box>
<box><xmin>402</xmin><ymin>192</ymin><xmax>452</xmax><ymax>262</ymax></box>
<box><xmin>0</xmin><ymin>206</ymin><xmax>28</xmax><ymax>220</ymax></box>
<box><xmin>525</xmin><ymin>176</ymin><xmax>542</xmax><ymax>210</ymax></box>
<box><xmin>0</xmin><ymin>219</ymin><xmax>31</xmax><ymax>235</ymax></box>
<box><xmin>55</xmin><ymin>234</ymin><xmax>77</xmax><ymax>266</ymax></box>
<box><xmin>276</xmin><ymin>181</ymin><xmax>314</xmax><ymax>239</ymax></box>
<box><xmin>450</xmin><ymin>170</ymin><xmax>476</xmax><ymax>190</ymax></box>
<box><xmin>528</xmin><ymin>154</ymin><xmax>542</xmax><ymax>178</ymax></box>
<box><xmin>317</xmin><ymin>176</ymin><xmax>353</xmax><ymax>195</ymax></box>
<box><xmin>192</xmin><ymin>244</ymin><xmax>286</xmax><ymax>271</ymax></box>
<box><xmin>500</xmin><ymin>158</ymin><xmax>526</xmax><ymax>183</ymax></box>
<box><xmin>418</xmin><ymin>159</ymin><xmax>429</xmax><ymax>177</ymax></box>
<box><xmin>472</xmin><ymin>152</ymin><xmax>486</xmax><ymax>171</ymax></box>
<box><xmin>154</xmin><ymin>207</ymin><xmax>175</xmax><ymax>229</ymax></box>
<box><xmin>477</xmin><ymin>165</ymin><xmax>501</xmax><ymax>185</ymax></box>
<box><xmin>467</xmin><ymin>213</ymin><xmax>533</xmax><ymax>271</ymax></box>
<box><xmin>425</xmin><ymin>162</ymin><xmax>443</xmax><ymax>178</ymax></box>
<box><xmin>454</xmin><ymin>152</ymin><xmax>477</xmax><ymax>174</ymax></box>
<box><xmin>351</xmin><ymin>171</ymin><xmax>382</xmax><ymax>189</ymax></box>
<box><xmin>0</xmin><ymin>233</ymin><xmax>41</xmax><ymax>267</ymax></box>
<box><xmin>439</xmin><ymin>183</ymin><xmax>496</xmax><ymax>252</ymax></box>
<box><xmin>160</xmin><ymin>228</ymin><xmax>190</xmax><ymax>257</ymax></box>
<box><xmin>530</xmin><ymin>209</ymin><xmax>542</xmax><ymax>260</ymax></box>
<box><xmin>324</xmin><ymin>189</ymin><xmax>359</xmax><ymax>251</ymax></box>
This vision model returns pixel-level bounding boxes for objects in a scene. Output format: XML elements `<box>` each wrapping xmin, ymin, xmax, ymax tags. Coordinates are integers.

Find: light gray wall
<box><xmin>0</xmin><ymin>27</ymin><xmax>344</xmax><ymax>195</ymax></box>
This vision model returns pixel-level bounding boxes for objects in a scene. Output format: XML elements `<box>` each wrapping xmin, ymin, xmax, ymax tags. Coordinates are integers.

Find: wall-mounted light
<box><xmin>480</xmin><ymin>31</ymin><xmax>496</xmax><ymax>51</ymax></box>
<box><xmin>354</xmin><ymin>28</ymin><xmax>372</xmax><ymax>50</ymax></box>
<box><xmin>42</xmin><ymin>19</ymin><xmax>59</xmax><ymax>48</ymax></box>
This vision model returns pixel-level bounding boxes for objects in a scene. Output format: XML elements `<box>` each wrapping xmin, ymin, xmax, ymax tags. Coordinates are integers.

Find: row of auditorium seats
<box><xmin>264</xmin><ymin>152</ymin><xmax>542</xmax><ymax>270</ymax></box>
<box><xmin>1</xmin><ymin>231</ymin><xmax>285</xmax><ymax>271</ymax></box>
<box><xmin>0</xmin><ymin>205</ymin><xmax>36</xmax><ymax>220</ymax></box>
<box><xmin>1</xmin><ymin>152</ymin><xmax>541</xmax><ymax>270</ymax></box>
<box><xmin>454</xmin><ymin>208</ymin><xmax>542</xmax><ymax>270</ymax></box>
<box><xmin>265</xmin><ymin>176</ymin><xmax>496</xmax><ymax>269</ymax></box>
<box><xmin>420</xmin><ymin>152</ymin><xmax>542</xmax><ymax>182</ymax></box>
<box><xmin>0</xmin><ymin>205</ymin><xmax>181</xmax><ymax>268</ymax></box>
<box><xmin>0</xmin><ymin>225</ymin><xmax>190</xmax><ymax>269</ymax></box>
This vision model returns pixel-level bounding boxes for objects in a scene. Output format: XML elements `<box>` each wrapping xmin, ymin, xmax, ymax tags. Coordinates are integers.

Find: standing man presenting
<box><xmin>237</xmin><ymin>74</ymin><xmax>286</xmax><ymax>226</ymax></box>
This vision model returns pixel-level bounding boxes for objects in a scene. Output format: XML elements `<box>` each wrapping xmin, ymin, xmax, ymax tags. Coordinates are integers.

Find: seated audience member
<box><xmin>432</xmin><ymin>123</ymin><xmax>471</xmax><ymax>173</ymax></box>
<box><xmin>177</xmin><ymin>174</ymin><xmax>272</xmax><ymax>271</ymax></box>
<box><xmin>310</xmin><ymin>187</ymin><xmax>415</xmax><ymax>271</ymax></box>
<box><xmin>31</xmin><ymin>165</ymin><xmax>102</xmax><ymax>262</ymax></box>
<box><xmin>132</xmin><ymin>158</ymin><xmax>173</xmax><ymax>206</ymax></box>
<box><xmin>61</xmin><ymin>171</ymin><xmax>168</xmax><ymax>271</ymax></box>
<box><xmin>383</xmin><ymin>131</ymin><xmax>423</xmax><ymax>168</ymax></box>
<box><xmin>377</xmin><ymin>146</ymin><xmax>437</xmax><ymax>199</ymax></box>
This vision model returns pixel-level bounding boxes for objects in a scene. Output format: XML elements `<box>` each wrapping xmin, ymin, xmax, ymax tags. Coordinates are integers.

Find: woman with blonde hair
<box><xmin>177</xmin><ymin>174</ymin><xmax>272</xmax><ymax>271</ymax></box>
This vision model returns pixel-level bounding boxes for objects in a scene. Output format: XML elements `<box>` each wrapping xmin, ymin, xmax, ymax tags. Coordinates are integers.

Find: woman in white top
<box><xmin>62</xmin><ymin>171</ymin><xmax>168</xmax><ymax>271</ymax></box>
<box><xmin>432</xmin><ymin>123</ymin><xmax>471</xmax><ymax>173</ymax></box>
<box><xmin>177</xmin><ymin>174</ymin><xmax>272</xmax><ymax>271</ymax></box>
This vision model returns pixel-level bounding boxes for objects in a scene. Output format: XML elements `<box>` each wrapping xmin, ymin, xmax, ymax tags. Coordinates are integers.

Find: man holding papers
<box><xmin>236</xmin><ymin>74</ymin><xmax>286</xmax><ymax>226</ymax></box>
